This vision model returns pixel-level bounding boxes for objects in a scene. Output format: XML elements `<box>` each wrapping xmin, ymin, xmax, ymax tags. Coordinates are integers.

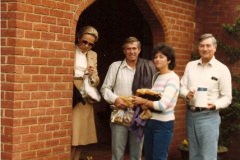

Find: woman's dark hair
<box><xmin>152</xmin><ymin>43</ymin><xmax>176</xmax><ymax>70</ymax></box>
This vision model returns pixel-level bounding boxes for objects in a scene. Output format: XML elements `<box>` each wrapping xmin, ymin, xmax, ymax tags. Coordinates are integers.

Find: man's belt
<box><xmin>187</xmin><ymin>105</ymin><xmax>209</xmax><ymax>112</ymax></box>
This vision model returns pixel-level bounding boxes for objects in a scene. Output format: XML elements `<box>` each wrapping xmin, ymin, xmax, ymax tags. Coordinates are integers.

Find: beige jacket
<box><xmin>86</xmin><ymin>50</ymin><xmax>100</xmax><ymax>87</ymax></box>
<box><xmin>74</xmin><ymin>49</ymin><xmax>100</xmax><ymax>88</ymax></box>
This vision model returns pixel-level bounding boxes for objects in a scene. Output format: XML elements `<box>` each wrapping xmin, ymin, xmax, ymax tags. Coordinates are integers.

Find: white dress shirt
<box><xmin>101</xmin><ymin>60</ymin><xmax>136</xmax><ymax>104</ymax></box>
<box><xmin>180</xmin><ymin>57</ymin><xmax>232</xmax><ymax>109</ymax></box>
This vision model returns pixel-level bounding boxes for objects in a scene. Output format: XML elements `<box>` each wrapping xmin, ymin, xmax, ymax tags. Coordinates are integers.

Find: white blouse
<box><xmin>74</xmin><ymin>47</ymin><xmax>87</xmax><ymax>78</ymax></box>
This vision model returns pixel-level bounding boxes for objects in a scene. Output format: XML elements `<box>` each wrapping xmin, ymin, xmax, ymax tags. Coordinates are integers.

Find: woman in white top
<box><xmin>71</xmin><ymin>26</ymin><xmax>100</xmax><ymax>160</ymax></box>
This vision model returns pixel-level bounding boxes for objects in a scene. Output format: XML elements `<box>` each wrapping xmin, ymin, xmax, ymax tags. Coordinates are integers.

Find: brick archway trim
<box><xmin>71</xmin><ymin>0</ymin><xmax>169</xmax><ymax>44</ymax></box>
<box><xmin>71</xmin><ymin>0</ymin><xmax>95</xmax><ymax>36</ymax></box>
<box><xmin>147</xmin><ymin>0</ymin><xmax>171</xmax><ymax>42</ymax></box>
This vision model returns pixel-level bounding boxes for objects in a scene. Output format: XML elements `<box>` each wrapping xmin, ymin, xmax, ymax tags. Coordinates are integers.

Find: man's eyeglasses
<box><xmin>80</xmin><ymin>40</ymin><xmax>94</xmax><ymax>47</ymax></box>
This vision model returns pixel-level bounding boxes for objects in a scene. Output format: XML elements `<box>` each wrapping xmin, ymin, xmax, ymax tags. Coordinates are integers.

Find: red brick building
<box><xmin>1</xmin><ymin>0</ymin><xmax>239</xmax><ymax>160</ymax></box>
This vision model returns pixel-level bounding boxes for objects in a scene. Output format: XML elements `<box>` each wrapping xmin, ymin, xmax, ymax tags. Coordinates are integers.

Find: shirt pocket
<box><xmin>208</xmin><ymin>76</ymin><xmax>219</xmax><ymax>93</ymax></box>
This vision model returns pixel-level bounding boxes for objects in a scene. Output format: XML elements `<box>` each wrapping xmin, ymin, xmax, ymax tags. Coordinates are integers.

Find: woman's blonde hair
<box><xmin>76</xmin><ymin>26</ymin><xmax>99</xmax><ymax>44</ymax></box>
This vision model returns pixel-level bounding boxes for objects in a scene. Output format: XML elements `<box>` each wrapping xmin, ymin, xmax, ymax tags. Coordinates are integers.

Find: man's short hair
<box><xmin>199</xmin><ymin>33</ymin><xmax>217</xmax><ymax>48</ymax></box>
<box><xmin>122</xmin><ymin>36</ymin><xmax>141</xmax><ymax>49</ymax></box>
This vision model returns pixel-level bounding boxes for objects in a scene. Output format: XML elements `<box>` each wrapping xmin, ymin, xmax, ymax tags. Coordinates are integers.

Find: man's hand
<box><xmin>207</xmin><ymin>103</ymin><xmax>216</xmax><ymax>110</ymax></box>
<box><xmin>114</xmin><ymin>97</ymin><xmax>127</xmax><ymax>109</ymax></box>
<box><xmin>186</xmin><ymin>91</ymin><xmax>195</xmax><ymax>102</ymax></box>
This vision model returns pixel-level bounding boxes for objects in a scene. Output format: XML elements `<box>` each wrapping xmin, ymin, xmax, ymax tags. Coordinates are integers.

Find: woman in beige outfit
<box><xmin>72</xmin><ymin>26</ymin><xmax>100</xmax><ymax>160</ymax></box>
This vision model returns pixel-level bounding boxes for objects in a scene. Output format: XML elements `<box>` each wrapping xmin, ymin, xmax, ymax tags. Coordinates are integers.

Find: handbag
<box><xmin>72</xmin><ymin>84</ymin><xmax>86</xmax><ymax>108</ymax></box>
<box><xmin>111</xmin><ymin>108</ymin><xmax>134</xmax><ymax>127</ymax></box>
<box><xmin>83</xmin><ymin>75</ymin><xmax>101</xmax><ymax>103</ymax></box>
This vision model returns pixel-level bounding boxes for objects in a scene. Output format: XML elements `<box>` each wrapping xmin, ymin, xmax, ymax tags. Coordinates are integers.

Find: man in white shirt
<box><xmin>101</xmin><ymin>36</ymin><xmax>156</xmax><ymax>160</ymax></box>
<box><xmin>180</xmin><ymin>33</ymin><xmax>232</xmax><ymax>160</ymax></box>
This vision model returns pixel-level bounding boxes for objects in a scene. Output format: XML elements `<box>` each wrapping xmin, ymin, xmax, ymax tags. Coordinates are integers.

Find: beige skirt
<box><xmin>72</xmin><ymin>79</ymin><xmax>97</xmax><ymax>146</ymax></box>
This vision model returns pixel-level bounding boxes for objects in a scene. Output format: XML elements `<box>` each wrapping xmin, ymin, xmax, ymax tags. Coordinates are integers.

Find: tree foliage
<box><xmin>218</xmin><ymin>7</ymin><xmax>240</xmax><ymax>147</ymax></box>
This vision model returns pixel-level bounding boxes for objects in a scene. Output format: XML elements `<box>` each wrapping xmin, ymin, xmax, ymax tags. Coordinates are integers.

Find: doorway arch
<box><xmin>72</xmin><ymin>0</ymin><xmax>165</xmax><ymax>154</ymax></box>
<box><xmin>75</xmin><ymin>0</ymin><xmax>164</xmax><ymax>86</ymax></box>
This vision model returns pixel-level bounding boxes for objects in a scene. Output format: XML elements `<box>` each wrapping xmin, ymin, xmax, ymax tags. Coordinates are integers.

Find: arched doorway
<box><xmin>74</xmin><ymin>0</ymin><xmax>164</xmax><ymax>158</ymax></box>
<box><xmin>77</xmin><ymin>0</ymin><xmax>156</xmax><ymax>81</ymax></box>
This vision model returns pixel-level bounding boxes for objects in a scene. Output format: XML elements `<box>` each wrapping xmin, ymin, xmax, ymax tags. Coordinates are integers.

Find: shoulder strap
<box><xmin>152</xmin><ymin>72</ymin><xmax>160</xmax><ymax>85</ymax></box>
<box><xmin>113</xmin><ymin>61</ymin><xmax>123</xmax><ymax>90</ymax></box>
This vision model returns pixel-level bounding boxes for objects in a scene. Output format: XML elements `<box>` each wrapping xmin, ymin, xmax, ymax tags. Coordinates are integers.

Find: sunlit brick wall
<box><xmin>6</xmin><ymin>0</ymin><xmax>240</xmax><ymax>159</ymax></box>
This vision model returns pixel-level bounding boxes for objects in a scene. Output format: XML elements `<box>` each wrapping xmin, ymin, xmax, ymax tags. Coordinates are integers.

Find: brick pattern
<box><xmin>1</xmin><ymin>0</ymin><xmax>81</xmax><ymax>159</ymax></box>
<box><xmin>1</xmin><ymin>0</ymin><xmax>239</xmax><ymax>160</ymax></box>
<box><xmin>196</xmin><ymin>0</ymin><xmax>240</xmax><ymax>76</ymax></box>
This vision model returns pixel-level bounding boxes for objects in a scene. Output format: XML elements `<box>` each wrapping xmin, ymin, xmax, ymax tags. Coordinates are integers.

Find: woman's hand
<box><xmin>132</xmin><ymin>96</ymin><xmax>145</xmax><ymax>105</ymax></box>
<box><xmin>88</xmin><ymin>66</ymin><xmax>96</xmax><ymax>76</ymax></box>
<box><xmin>133</xmin><ymin>96</ymin><xmax>153</xmax><ymax>109</ymax></box>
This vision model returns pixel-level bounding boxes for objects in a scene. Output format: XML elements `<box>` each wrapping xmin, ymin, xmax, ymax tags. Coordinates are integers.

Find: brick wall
<box><xmin>196</xmin><ymin>0</ymin><xmax>240</xmax><ymax>75</ymax></box>
<box><xmin>1</xmin><ymin>0</ymin><xmax>90</xmax><ymax>159</ymax></box>
<box><xmin>1</xmin><ymin>0</ymin><xmax>239</xmax><ymax>160</ymax></box>
<box><xmin>1</xmin><ymin>0</ymin><xmax>195</xmax><ymax>159</ymax></box>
